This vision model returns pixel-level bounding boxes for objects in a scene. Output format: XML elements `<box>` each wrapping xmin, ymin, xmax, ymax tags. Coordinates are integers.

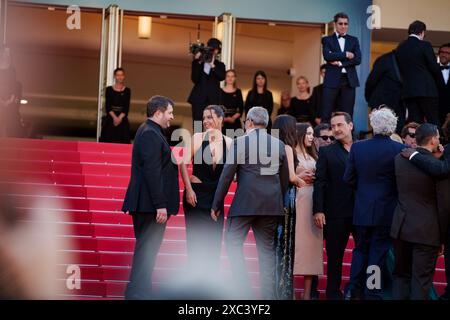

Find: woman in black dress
<box><xmin>99</xmin><ymin>68</ymin><xmax>131</xmax><ymax>144</ymax></box>
<box><xmin>272</xmin><ymin>115</ymin><xmax>307</xmax><ymax>300</ymax></box>
<box><xmin>180</xmin><ymin>105</ymin><xmax>233</xmax><ymax>276</ymax></box>
<box><xmin>221</xmin><ymin>69</ymin><xmax>244</xmax><ymax>137</ymax></box>
<box><xmin>245</xmin><ymin>70</ymin><xmax>274</xmax><ymax>130</ymax></box>
<box><xmin>288</xmin><ymin>76</ymin><xmax>314</xmax><ymax>125</ymax></box>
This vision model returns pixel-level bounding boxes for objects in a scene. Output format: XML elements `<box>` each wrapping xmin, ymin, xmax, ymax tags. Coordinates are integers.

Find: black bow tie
<box><xmin>441</xmin><ymin>65</ymin><xmax>450</xmax><ymax>70</ymax></box>
<box><xmin>338</xmin><ymin>34</ymin><xmax>346</xmax><ymax>39</ymax></box>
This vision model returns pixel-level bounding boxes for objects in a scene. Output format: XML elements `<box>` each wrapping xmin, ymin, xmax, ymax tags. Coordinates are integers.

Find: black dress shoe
<box><xmin>311</xmin><ymin>290</ymin><xmax>320</xmax><ymax>300</ymax></box>
<box><xmin>344</xmin><ymin>289</ymin><xmax>353</xmax><ymax>301</ymax></box>
<box><xmin>326</xmin><ymin>291</ymin><xmax>344</xmax><ymax>300</ymax></box>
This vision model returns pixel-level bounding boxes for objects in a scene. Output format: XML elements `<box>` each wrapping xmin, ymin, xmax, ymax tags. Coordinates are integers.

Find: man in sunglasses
<box><xmin>400</xmin><ymin>122</ymin><xmax>420</xmax><ymax>148</ymax></box>
<box><xmin>321</xmin><ymin>12</ymin><xmax>361</xmax><ymax>124</ymax></box>
<box><xmin>313</xmin><ymin>123</ymin><xmax>334</xmax><ymax>152</ymax></box>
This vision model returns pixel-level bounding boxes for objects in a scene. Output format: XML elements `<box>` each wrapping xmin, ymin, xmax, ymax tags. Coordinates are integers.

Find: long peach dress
<box><xmin>293</xmin><ymin>153</ymin><xmax>324</xmax><ymax>276</ymax></box>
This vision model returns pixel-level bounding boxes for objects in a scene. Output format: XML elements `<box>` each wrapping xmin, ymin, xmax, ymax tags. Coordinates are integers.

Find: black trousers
<box><xmin>404</xmin><ymin>97</ymin><xmax>440</xmax><ymax>126</ymax></box>
<box><xmin>347</xmin><ymin>226</ymin><xmax>391</xmax><ymax>299</ymax></box>
<box><xmin>226</xmin><ymin>215</ymin><xmax>278</xmax><ymax>300</ymax></box>
<box><xmin>392</xmin><ymin>239</ymin><xmax>439</xmax><ymax>300</ymax></box>
<box><xmin>184</xmin><ymin>207</ymin><xmax>224</xmax><ymax>273</ymax></box>
<box><xmin>321</xmin><ymin>74</ymin><xmax>356</xmax><ymax>123</ymax></box>
<box><xmin>325</xmin><ymin>217</ymin><xmax>356</xmax><ymax>299</ymax></box>
<box><xmin>125</xmin><ymin>212</ymin><xmax>167</xmax><ymax>300</ymax></box>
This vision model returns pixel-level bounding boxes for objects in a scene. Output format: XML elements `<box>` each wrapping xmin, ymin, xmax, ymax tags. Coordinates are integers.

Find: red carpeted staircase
<box><xmin>0</xmin><ymin>138</ymin><xmax>446</xmax><ymax>299</ymax></box>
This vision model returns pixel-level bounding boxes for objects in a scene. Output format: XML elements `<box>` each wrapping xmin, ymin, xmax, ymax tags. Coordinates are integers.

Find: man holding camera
<box><xmin>188</xmin><ymin>38</ymin><xmax>226</xmax><ymax>128</ymax></box>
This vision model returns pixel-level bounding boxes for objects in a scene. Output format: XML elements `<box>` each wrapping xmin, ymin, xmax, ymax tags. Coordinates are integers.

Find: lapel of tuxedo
<box><xmin>332</xmin><ymin>34</ymin><xmax>343</xmax><ymax>53</ymax></box>
<box><xmin>343</xmin><ymin>35</ymin><xmax>351</xmax><ymax>53</ymax></box>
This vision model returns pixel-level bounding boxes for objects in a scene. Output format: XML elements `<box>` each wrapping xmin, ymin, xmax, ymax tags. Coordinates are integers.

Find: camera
<box><xmin>189</xmin><ymin>42</ymin><xmax>215</xmax><ymax>63</ymax></box>
<box><xmin>189</xmin><ymin>38</ymin><xmax>222</xmax><ymax>64</ymax></box>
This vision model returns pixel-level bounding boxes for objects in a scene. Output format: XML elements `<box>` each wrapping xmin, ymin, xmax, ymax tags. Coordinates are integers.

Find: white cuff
<box><xmin>409</xmin><ymin>151</ymin><xmax>419</xmax><ymax>160</ymax></box>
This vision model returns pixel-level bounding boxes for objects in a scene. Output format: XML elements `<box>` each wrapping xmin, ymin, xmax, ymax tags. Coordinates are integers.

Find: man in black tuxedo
<box><xmin>313</xmin><ymin>112</ymin><xmax>355</xmax><ymax>299</ymax></box>
<box><xmin>365</xmin><ymin>50</ymin><xmax>404</xmax><ymax>133</ymax></box>
<box><xmin>401</xmin><ymin>123</ymin><xmax>450</xmax><ymax>300</ymax></box>
<box><xmin>187</xmin><ymin>38</ymin><xmax>226</xmax><ymax>129</ymax></box>
<box><xmin>396</xmin><ymin>21</ymin><xmax>442</xmax><ymax>126</ymax></box>
<box><xmin>320</xmin><ymin>12</ymin><xmax>361</xmax><ymax>124</ymax></box>
<box><xmin>122</xmin><ymin>95</ymin><xmax>180</xmax><ymax>299</ymax></box>
<box><xmin>391</xmin><ymin>124</ymin><xmax>449</xmax><ymax>299</ymax></box>
<box><xmin>438</xmin><ymin>43</ymin><xmax>450</xmax><ymax>125</ymax></box>
<box><xmin>211</xmin><ymin>107</ymin><xmax>289</xmax><ymax>299</ymax></box>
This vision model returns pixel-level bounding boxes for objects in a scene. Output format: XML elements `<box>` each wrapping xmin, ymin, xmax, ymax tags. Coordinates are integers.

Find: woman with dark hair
<box><xmin>180</xmin><ymin>105</ymin><xmax>233</xmax><ymax>276</ymax></box>
<box><xmin>289</xmin><ymin>76</ymin><xmax>314</xmax><ymax>125</ymax></box>
<box><xmin>221</xmin><ymin>69</ymin><xmax>244</xmax><ymax>136</ymax></box>
<box><xmin>272</xmin><ymin>115</ymin><xmax>307</xmax><ymax>299</ymax></box>
<box><xmin>245</xmin><ymin>70</ymin><xmax>274</xmax><ymax>130</ymax></box>
<box><xmin>294</xmin><ymin>122</ymin><xmax>323</xmax><ymax>300</ymax></box>
<box><xmin>99</xmin><ymin>68</ymin><xmax>131</xmax><ymax>144</ymax></box>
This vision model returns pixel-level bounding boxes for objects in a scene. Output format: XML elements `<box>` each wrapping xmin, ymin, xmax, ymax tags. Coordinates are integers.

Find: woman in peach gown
<box><xmin>293</xmin><ymin>123</ymin><xmax>323</xmax><ymax>300</ymax></box>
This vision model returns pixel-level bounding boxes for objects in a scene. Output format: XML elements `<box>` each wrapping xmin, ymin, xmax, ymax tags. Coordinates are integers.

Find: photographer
<box><xmin>187</xmin><ymin>38</ymin><xmax>226</xmax><ymax>128</ymax></box>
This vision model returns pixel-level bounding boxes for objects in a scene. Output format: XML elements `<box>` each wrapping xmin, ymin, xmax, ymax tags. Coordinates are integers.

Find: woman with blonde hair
<box><xmin>289</xmin><ymin>76</ymin><xmax>314</xmax><ymax>124</ymax></box>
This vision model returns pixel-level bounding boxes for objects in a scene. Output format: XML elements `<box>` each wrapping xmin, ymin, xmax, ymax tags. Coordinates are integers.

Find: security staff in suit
<box><xmin>396</xmin><ymin>21</ymin><xmax>442</xmax><ymax>126</ymax></box>
<box><xmin>187</xmin><ymin>38</ymin><xmax>226</xmax><ymax>129</ymax></box>
<box><xmin>401</xmin><ymin>127</ymin><xmax>450</xmax><ymax>300</ymax></box>
<box><xmin>437</xmin><ymin>43</ymin><xmax>450</xmax><ymax>125</ymax></box>
<box><xmin>211</xmin><ymin>107</ymin><xmax>289</xmax><ymax>300</ymax></box>
<box><xmin>343</xmin><ymin>108</ymin><xmax>404</xmax><ymax>299</ymax></box>
<box><xmin>365</xmin><ymin>51</ymin><xmax>404</xmax><ymax>133</ymax></box>
<box><xmin>320</xmin><ymin>12</ymin><xmax>361</xmax><ymax>124</ymax></box>
<box><xmin>313</xmin><ymin>111</ymin><xmax>355</xmax><ymax>300</ymax></box>
<box><xmin>122</xmin><ymin>96</ymin><xmax>179</xmax><ymax>300</ymax></box>
<box><xmin>391</xmin><ymin>124</ymin><xmax>449</xmax><ymax>300</ymax></box>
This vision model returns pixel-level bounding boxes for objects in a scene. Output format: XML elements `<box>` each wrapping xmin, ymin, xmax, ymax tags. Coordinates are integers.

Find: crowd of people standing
<box><xmin>118</xmin><ymin>13</ymin><xmax>450</xmax><ymax>301</ymax></box>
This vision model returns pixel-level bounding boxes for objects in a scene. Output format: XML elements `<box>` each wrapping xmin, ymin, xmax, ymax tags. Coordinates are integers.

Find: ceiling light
<box><xmin>138</xmin><ymin>16</ymin><xmax>152</xmax><ymax>39</ymax></box>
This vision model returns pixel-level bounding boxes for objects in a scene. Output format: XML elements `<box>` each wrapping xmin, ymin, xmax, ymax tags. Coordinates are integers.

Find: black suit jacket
<box><xmin>187</xmin><ymin>59</ymin><xmax>226</xmax><ymax>106</ymax></box>
<box><xmin>122</xmin><ymin>119</ymin><xmax>180</xmax><ymax>215</ymax></box>
<box><xmin>313</xmin><ymin>141</ymin><xmax>354</xmax><ymax>219</ymax></box>
<box><xmin>322</xmin><ymin>33</ymin><xmax>361</xmax><ymax>88</ymax></box>
<box><xmin>310</xmin><ymin>84</ymin><xmax>323</xmax><ymax>119</ymax></box>
<box><xmin>391</xmin><ymin>148</ymin><xmax>448</xmax><ymax>246</ymax></box>
<box><xmin>396</xmin><ymin>36</ymin><xmax>441</xmax><ymax>98</ymax></box>
<box><xmin>409</xmin><ymin>145</ymin><xmax>450</xmax><ymax>241</ymax></box>
<box><xmin>211</xmin><ymin>129</ymin><xmax>289</xmax><ymax>217</ymax></box>
<box><xmin>365</xmin><ymin>51</ymin><xmax>402</xmax><ymax>110</ymax></box>
<box><xmin>438</xmin><ymin>65</ymin><xmax>450</xmax><ymax>121</ymax></box>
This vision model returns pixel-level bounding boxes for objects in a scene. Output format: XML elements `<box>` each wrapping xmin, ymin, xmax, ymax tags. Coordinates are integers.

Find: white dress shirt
<box><xmin>441</xmin><ymin>63</ymin><xmax>449</xmax><ymax>85</ymax></box>
<box><xmin>336</xmin><ymin>32</ymin><xmax>347</xmax><ymax>73</ymax></box>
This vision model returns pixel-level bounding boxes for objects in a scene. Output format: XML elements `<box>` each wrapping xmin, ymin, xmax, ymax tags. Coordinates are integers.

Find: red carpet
<box><xmin>0</xmin><ymin>138</ymin><xmax>446</xmax><ymax>299</ymax></box>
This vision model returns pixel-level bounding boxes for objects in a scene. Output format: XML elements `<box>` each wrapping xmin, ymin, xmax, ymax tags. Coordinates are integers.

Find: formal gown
<box><xmin>99</xmin><ymin>86</ymin><xmax>131</xmax><ymax>144</ymax></box>
<box><xmin>288</xmin><ymin>97</ymin><xmax>313</xmax><ymax>124</ymax></box>
<box><xmin>244</xmin><ymin>90</ymin><xmax>274</xmax><ymax>130</ymax></box>
<box><xmin>274</xmin><ymin>184</ymin><xmax>296</xmax><ymax>300</ymax></box>
<box><xmin>183</xmin><ymin>134</ymin><xmax>226</xmax><ymax>273</ymax></box>
<box><xmin>220</xmin><ymin>88</ymin><xmax>244</xmax><ymax>134</ymax></box>
<box><xmin>294</xmin><ymin>154</ymin><xmax>323</xmax><ymax>276</ymax></box>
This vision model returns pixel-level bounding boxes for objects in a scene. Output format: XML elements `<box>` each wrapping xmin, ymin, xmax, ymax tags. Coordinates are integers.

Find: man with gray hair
<box><xmin>343</xmin><ymin>108</ymin><xmax>404</xmax><ymax>300</ymax></box>
<box><xmin>211</xmin><ymin>106</ymin><xmax>289</xmax><ymax>299</ymax></box>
